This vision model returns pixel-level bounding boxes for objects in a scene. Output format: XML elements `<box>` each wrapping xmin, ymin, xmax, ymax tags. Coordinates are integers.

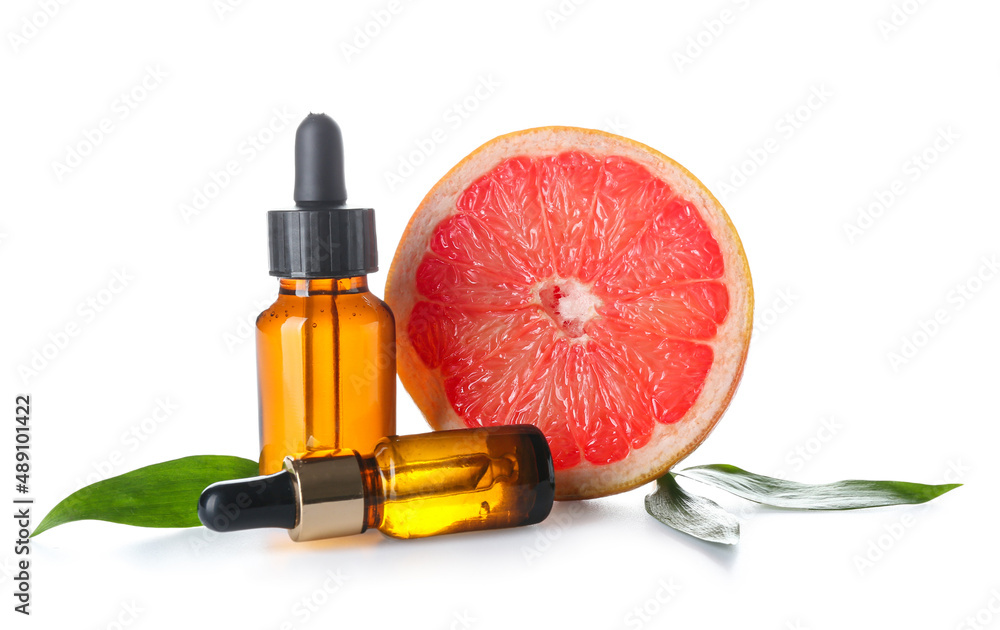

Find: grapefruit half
<box><xmin>386</xmin><ymin>127</ymin><xmax>752</xmax><ymax>500</ymax></box>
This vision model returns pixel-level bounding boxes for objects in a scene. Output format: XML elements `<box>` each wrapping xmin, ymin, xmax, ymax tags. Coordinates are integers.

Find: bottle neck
<box><xmin>277</xmin><ymin>276</ymin><xmax>368</xmax><ymax>297</ymax></box>
<box><xmin>358</xmin><ymin>455</ymin><xmax>384</xmax><ymax>533</ymax></box>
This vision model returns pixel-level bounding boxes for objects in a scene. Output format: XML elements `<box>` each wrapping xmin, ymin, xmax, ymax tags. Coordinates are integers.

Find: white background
<box><xmin>3</xmin><ymin>1</ymin><xmax>998</xmax><ymax>628</ymax></box>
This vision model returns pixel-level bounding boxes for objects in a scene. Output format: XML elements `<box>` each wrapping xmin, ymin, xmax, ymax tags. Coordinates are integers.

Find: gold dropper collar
<box><xmin>283</xmin><ymin>452</ymin><xmax>366</xmax><ymax>542</ymax></box>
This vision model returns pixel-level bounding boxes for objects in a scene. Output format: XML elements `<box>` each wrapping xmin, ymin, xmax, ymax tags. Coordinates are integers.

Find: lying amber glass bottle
<box><xmin>199</xmin><ymin>426</ymin><xmax>555</xmax><ymax>541</ymax></box>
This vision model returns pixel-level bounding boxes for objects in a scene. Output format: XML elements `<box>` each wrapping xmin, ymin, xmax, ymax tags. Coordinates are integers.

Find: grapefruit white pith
<box><xmin>386</xmin><ymin>127</ymin><xmax>752</xmax><ymax>500</ymax></box>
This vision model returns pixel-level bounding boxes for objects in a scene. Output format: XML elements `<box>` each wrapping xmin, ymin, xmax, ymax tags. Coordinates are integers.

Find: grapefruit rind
<box><xmin>386</xmin><ymin>127</ymin><xmax>753</xmax><ymax>500</ymax></box>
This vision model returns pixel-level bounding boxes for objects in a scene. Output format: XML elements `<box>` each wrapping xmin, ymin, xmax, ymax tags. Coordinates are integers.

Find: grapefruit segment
<box><xmin>577</xmin><ymin>155</ymin><xmax>674</xmax><ymax>283</ymax></box>
<box><xmin>387</xmin><ymin>127</ymin><xmax>753</xmax><ymax>500</ymax></box>
<box><xmin>408</xmin><ymin>301</ymin><xmax>544</xmax><ymax>370</ymax></box>
<box><xmin>588</xmin><ymin>321</ymin><xmax>714</xmax><ymax>424</ymax></box>
<box><xmin>456</xmin><ymin>157</ymin><xmax>551</xmax><ymax>278</ymax></box>
<box><xmin>429</xmin><ymin>214</ymin><xmax>537</xmax><ymax>284</ymax></box>
<box><xmin>599</xmin><ymin>281</ymin><xmax>730</xmax><ymax>340</ymax></box>
<box><xmin>595</xmin><ymin>196</ymin><xmax>726</xmax><ymax>297</ymax></box>
<box><xmin>415</xmin><ymin>255</ymin><xmax>533</xmax><ymax>309</ymax></box>
<box><xmin>509</xmin><ymin>344</ymin><xmax>582</xmax><ymax>469</ymax></box>
<box><xmin>537</xmin><ymin>151</ymin><xmax>603</xmax><ymax>276</ymax></box>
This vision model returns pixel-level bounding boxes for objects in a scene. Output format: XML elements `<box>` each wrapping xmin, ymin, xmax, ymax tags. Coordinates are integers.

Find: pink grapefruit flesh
<box><xmin>387</xmin><ymin>127</ymin><xmax>753</xmax><ymax>500</ymax></box>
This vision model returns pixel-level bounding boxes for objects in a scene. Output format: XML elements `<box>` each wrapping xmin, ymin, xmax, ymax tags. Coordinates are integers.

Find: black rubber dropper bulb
<box><xmin>198</xmin><ymin>471</ymin><xmax>297</xmax><ymax>532</ymax></box>
<box><xmin>293</xmin><ymin>113</ymin><xmax>348</xmax><ymax>207</ymax></box>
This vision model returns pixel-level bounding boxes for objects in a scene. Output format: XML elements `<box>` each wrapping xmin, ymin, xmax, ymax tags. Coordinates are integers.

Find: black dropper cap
<box><xmin>198</xmin><ymin>471</ymin><xmax>297</xmax><ymax>533</ymax></box>
<box><xmin>268</xmin><ymin>113</ymin><xmax>378</xmax><ymax>278</ymax></box>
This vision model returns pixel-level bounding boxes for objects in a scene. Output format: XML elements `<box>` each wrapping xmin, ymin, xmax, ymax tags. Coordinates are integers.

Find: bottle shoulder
<box><xmin>337</xmin><ymin>290</ymin><xmax>395</xmax><ymax>323</ymax></box>
<box><xmin>255</xmin><ymin>295</ymin><xmax>284</xmax><ymax>330</ymax></box>
<box><xmin>255</xmin><ymin>288</ymin><xmax>394</xmax><ymax>332</ymax></box>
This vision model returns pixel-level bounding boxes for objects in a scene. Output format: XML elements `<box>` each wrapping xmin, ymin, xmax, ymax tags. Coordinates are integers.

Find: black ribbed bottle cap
<box><xmin>268</xmin><ymin>113</ymin><xmax>378</xmax><ymax>278</ymax></box>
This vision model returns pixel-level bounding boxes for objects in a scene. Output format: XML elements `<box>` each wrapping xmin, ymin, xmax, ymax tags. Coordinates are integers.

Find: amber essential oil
<box><xmin>257</xmin><ymin>276</ymin><xmax>395</xmax><ymax>474</ymax></box>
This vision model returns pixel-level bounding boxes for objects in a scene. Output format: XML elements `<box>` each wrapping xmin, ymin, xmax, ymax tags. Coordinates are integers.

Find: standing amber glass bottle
<box><xmin>257</xmin><ymin>113</ymin><xmax>395</xmax><ymax>474</ymax></box>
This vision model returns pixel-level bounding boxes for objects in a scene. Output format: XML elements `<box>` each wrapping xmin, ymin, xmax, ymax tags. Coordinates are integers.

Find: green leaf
<box><xmin>645</xmin><ymin>473</ymin><xmax>740</xmax><ymax>545</ymax></box>
<box><xmin>675</xmin><ymin>464</ymin><xmax>961</xmax><ymax>510</ymax></box>
<box><xmin>32</xmin><ymin>455</ymin><xmax>259</xmax><ymax>537</ymax></box>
